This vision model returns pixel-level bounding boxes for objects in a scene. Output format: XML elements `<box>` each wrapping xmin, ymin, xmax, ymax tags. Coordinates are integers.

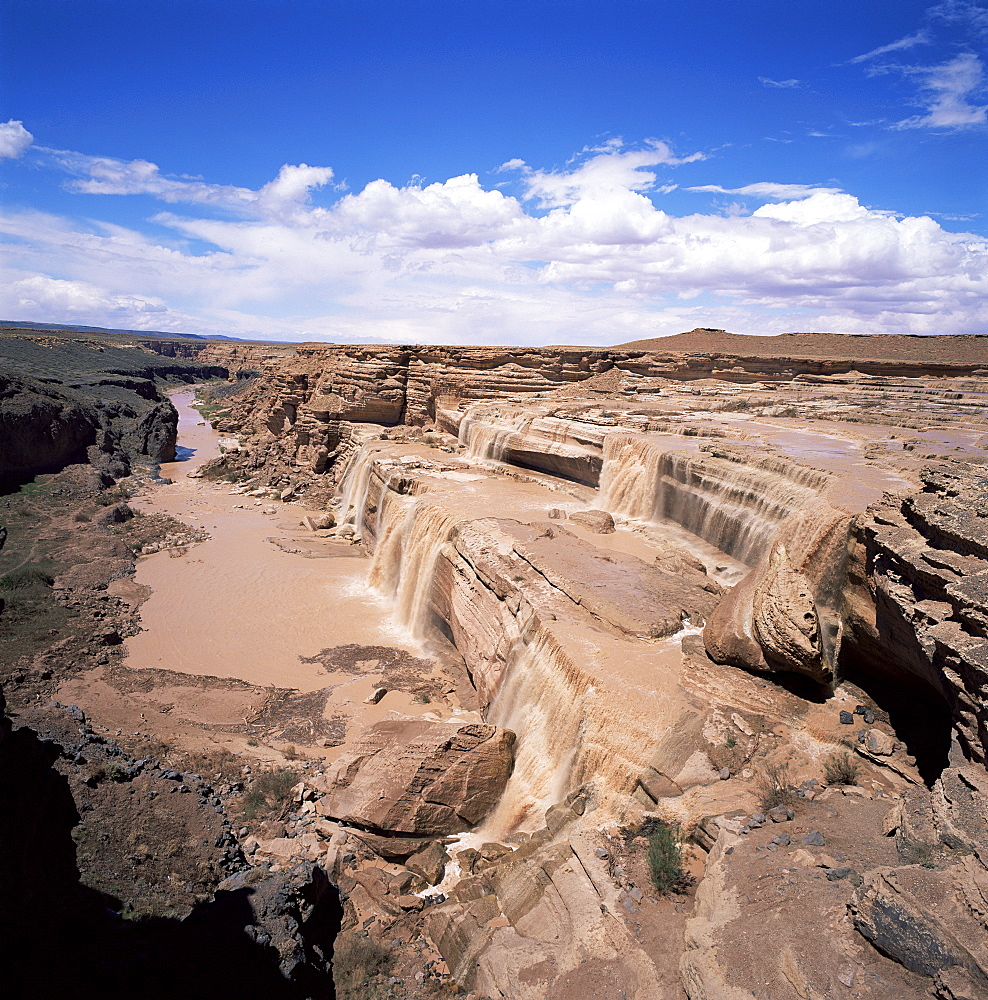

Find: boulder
<box><xmin>865</xmin><ymin>729</ymin><xmax>897</xmax><ymax>755</ymax></box>
<box><xmin>211</xmin><ymin>861</ymin><xmax>338</xmax><ymax>982</ymax></box>
<box><xmin>301</xmin><ymin>512</ymin><xmax>335</xmax><ymax>531</ymax></box>
<box><xmin>317</xmin><ymin>720</ymin><xmax>515</xmax><ymax>835</ymax></box>
<box><xmin>851</xmin><ymin>865</ymin><xmax>988</xmax><ymax>989</ymax></box>
<box><xmin>568</xmin><ymin>509</ymin><xmax>615</xmax><ymax>534</ymax></box>
<box><xmin>405</xmin><ymin>841</ymin><xmax>449</xmax><ymax>884</ymax></box>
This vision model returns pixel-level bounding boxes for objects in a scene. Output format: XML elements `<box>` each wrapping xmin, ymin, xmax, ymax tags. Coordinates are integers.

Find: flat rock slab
<box><xmin>503</xmin><ymin>521</ymin><xmax>720</xmax><ymax>637</ymax></box>
<box><xmin>318</xmin><ymin>720</ymin><xmax>515</xmax><ymax>835</ymax></box>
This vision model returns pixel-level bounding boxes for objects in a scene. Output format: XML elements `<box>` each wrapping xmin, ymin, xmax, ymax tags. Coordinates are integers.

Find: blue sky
<box><xmin>1</xmin><ymin>0</ymin><xmax>986</xmax><ymax>344</ymax></box>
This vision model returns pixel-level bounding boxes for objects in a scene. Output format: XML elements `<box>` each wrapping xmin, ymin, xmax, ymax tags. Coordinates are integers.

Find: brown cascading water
<box><xmin>600</xmin><ymin>434</ymin><xmax>830</xmax><ymax>564</ymax></box>
<box><xmin>368</xmin><ymin>490</ymin><xmax>458</xmax><ymax>641</ymax></box>
<box><xmin>481</xmin><ymin>630</ymin><xmax>585</xmax><ymax>831</ymax></box>
<box><xmin>335</xmin><ymin>441</ymin><xmax>702</xmax><ymax>837</ymax></box>
<box><xmin>457</xmin><ymin>403</ymin><xmax>535</xmax><ymax>462</ymax></box>
<box><xmin>337</xmin><ymin>441</ymin><xmax>381</xmax><ymax>535</ymax></box>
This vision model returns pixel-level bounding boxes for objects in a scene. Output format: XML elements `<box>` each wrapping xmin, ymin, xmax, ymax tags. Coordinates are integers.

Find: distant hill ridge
<box><xmin>0</xmin><ymin>320</ymin><xmax>243</xmax><ymax>341</ymax></box>
<box><xmin>3</xmin><ymin>321</ymin><xmax>986</xmax><ymax>365</ymax></box>
<box><xmin>613</xmin><ymin>328</ymin><xmax>988</xmax><ymax>364</ymax></box>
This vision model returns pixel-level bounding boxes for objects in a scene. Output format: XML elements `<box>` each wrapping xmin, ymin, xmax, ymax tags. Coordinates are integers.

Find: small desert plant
<box><xmin>716</xmin><ymin>397</ymin><xmax>751</xmax><ymax>412</ymax></box>
<box><xmin>901</xmin><ymin>840</ymin><xmax>937</xmax><ymax>869</ymax></box>
<box><xmin>644</xmin><ymin>819</ymin><xmax>689</xmax><ymax>894</ymax></box>
<box><xmin>241</xmin><ymin>768</ymin><xmax>299</xmax><ymax>820</ymax></box>
<box><xmin>104</xmin><ymin>760</ymin><xmax>129</xmax><ymax>782</ymax></box>
<box><xmin>823</xmin><ymin>750</ymin><xmax>860</xmax><ymax>786</ymax></box>
<box><xmin>725</xmin><ymin>731</ymin><xmax>737</xmax><ymax>749</ymax></box>
<box><xmin>758</xmin><ymin>763</ymin><xmax>797</xmax><ymax>811</ymax></box>
<box><xmin>96</xmin><ymin>484</ymin><xmax>131</xmax><ymax>506</ymax></box>
<box><xmin>334</xmin><ymin>933</ymin><xmax>392</xmax><ymax>998</ymax></box>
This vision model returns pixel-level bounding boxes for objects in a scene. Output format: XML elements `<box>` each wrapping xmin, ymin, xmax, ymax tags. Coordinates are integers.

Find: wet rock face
<box><xmin>703</xmin><ymin>501</ymin><xmax>851</xmax><ymax>685</ymax></box>
<box><xmin>318</xmin><ymin>720</ymin><xmax>515</xmax><ymax>835</ymax></box>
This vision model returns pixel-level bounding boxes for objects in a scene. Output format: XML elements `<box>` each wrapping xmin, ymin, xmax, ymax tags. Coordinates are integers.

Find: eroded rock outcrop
<box><xmin>845</xmin><ymin>466</ymin><xmax>988</xmax><ymax>766</ymax></box>
<box><xmin>704</xmin><ymin>501</ymin><xmax>852</xmax><ymax>684</ymax></box>
<box><xmin>317</xmin><ymin>720</ymin><xmax>515</xmax><ymax>835</ymax></box>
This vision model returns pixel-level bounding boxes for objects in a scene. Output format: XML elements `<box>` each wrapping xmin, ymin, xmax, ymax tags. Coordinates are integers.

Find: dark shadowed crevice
<box><xmin>840</xmin><ymin>653</ymin><xmax>953</xmax><ymax>785</ymax></box>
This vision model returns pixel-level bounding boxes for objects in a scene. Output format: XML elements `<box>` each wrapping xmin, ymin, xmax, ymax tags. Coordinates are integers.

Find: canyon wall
<box><xmin>0</xmin><ymin>333</ymin><xmax>233</xmax><ymax>485</ymax></box>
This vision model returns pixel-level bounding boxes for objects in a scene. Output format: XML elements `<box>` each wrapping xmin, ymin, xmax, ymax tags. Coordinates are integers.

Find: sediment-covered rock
<box><xmin>317</xmin><ymin>720</ymin><xmax>515</xmax><ymax>835</ymax></box>
<box><xmin>704</xmin><ymin>501</ymin><xmax>852</xmax><ymax>684</ymax></box>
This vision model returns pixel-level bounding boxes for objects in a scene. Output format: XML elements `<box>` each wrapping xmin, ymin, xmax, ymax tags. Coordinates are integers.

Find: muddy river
<box><xmin>124</xmin><ymin>389</ymin><xmax>440</xmax><ymax>713</ymax></box>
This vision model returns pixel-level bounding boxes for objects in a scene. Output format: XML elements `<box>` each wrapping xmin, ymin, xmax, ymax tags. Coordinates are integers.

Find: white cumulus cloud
<box><xmin>504</xmin><ymin>141</ymin><xmax>704</xmax><ymax>208</ymax></box>
<box><xmin>329</xmin><ymin>173</ymin><xmax>528</xmax><ymax>248</ymax></box>
<box><xmin>2</xmin><ymin>275</ymin><xmax>169</xmax><ymax>322</ymax></box>
<box><xmin>0</xmin><ymin>120</ymin><xmax>33</xmax><ymax>159</ymax></box>
<box><xmin>3</xmin><ymin>140</ymin><xmax>986</xmax><ymax>343</ymax></box>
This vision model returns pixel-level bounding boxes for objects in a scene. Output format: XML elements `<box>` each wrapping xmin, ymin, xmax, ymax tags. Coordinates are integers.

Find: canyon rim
<box><xmin>1</xmin><ymin>324</ymin><xmax>988</xmax><ymax>998</ymax></box>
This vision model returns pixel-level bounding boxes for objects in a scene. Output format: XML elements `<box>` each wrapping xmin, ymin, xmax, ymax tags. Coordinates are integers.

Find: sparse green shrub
<box><xmin>823</xmin><ymin>750</ymin><xmax>860</xmax><ymax>786</ymax></box>
<box><xmin>725</xmin><ymin>731</ymin><xmax>737</xmax><ymax>749</ymax></box>
<box><xmin>241</xmin><ymin>768</ymin><xmax>298</xmax><ymax>820</ymax></box>
<box><xmin>0</xmin><ymin>566</ymin><xmax>55</xmax><ymax>591</ymax></box>
<box><xmin>716</xmin><ymin>397</ymin><xmax>751</xmax><ymax>412</ymax></box>
<box><xmin>104</xmin><ymin>760</ymin><xmax>128</xmax><ymax>782</ymax></box>
<box><xmin>901</xmin><ymin>841</ymin><xmax>937</xmax><ymax>869</ymax></box>
<box><xmin>644</xmin><ymin>819</ymin><xmax>689</xmax><ymax>894</ymax></box>
<box><xmin>95</xmin><ymin>484</ymin><xmax>131</xmax><ymax>506</ymax></box>
<box><xmin>758</xmin><ymin>763</ymin><xmax>797</xmax><ymax>812</ymax></box>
